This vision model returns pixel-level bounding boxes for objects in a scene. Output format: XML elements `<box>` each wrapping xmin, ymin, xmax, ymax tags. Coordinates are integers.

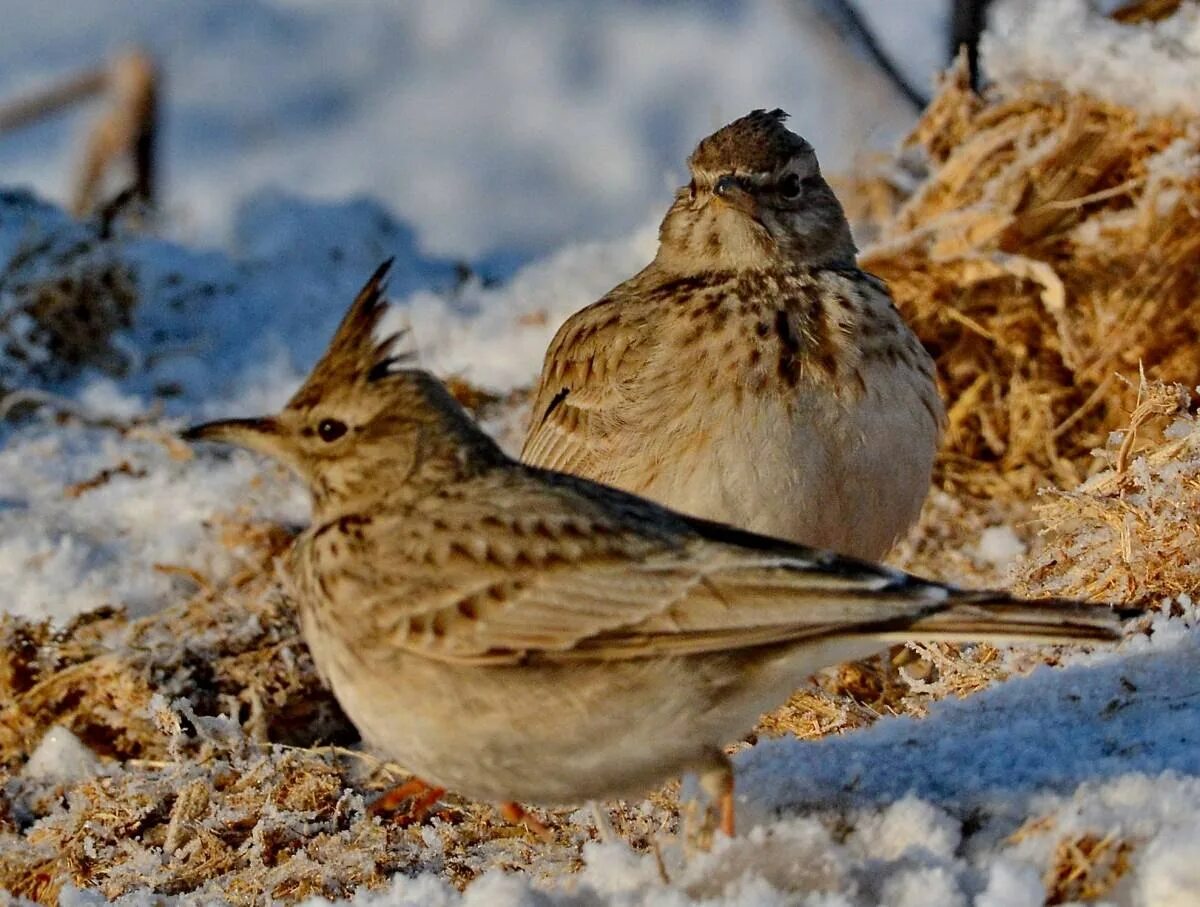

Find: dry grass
<box><xmin>1111</xmin><ymin>0</ymin><xmax>1185</xmax><ymax>23</ymax></box>
<box><xmin>7</xmin><ymin>46</ymin><xmax>1200</xmax><ymax>904</ymax></box>
<box><xmin>860</xmin><ymin>58</ymin><xmax>1200</xmax><ymax>504</ymax></box>
<box><xmin>1009</xmin><ymin>816</ymin><xmax>1135</xmax><ymax>905</ymax></box>
<box><xmin>1044</xmin><ymin>831</ymin><xmax>1134</xmax><ymax>904</ymax></box>
<box><xmin>757</xmin><ymin>640</ymin><xmax>1007</xmax><ymax>744</ymax></box>
<box><xmin>0</xmin><ymin>201</ymin><xmax>138</xmax><ymax>404</ymax></box>
<box><xmin>0</xmin><ymin>518</ymin><xmax>350</xmax><ymax>771</ymax></box>
<box><xmin>1016</xmin><ymin>378</ymin><xmax>1200</xmax><ymax>606</ymax></box>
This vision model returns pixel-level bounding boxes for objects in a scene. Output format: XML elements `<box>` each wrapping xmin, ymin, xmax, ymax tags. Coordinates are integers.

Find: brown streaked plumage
<box><xmin>183</xmin><ymin>263</ymin><xmax>1127</xmax><ymax>837</ymax></box>
<box><xmin>522</xmin><ymin>109</ymin><xmax>943</xmax><ymax>560</ymax></box>
<box><xmin>689</xmin><ymin>108</ymin><xmax>812</xmax><ymax>176</ymax></box>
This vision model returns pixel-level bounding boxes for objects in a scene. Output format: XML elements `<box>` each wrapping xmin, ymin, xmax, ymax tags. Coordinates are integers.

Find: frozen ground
<box><xmin>279</xmin><ymin>607</ymin><xmax>1200</xmax><ymax>907</ymax></box>
<box><xmin>0</xmin><ymin>185</ymin><xmax>655</xmax><ymax>621</ymax></box>
<box><xmin>5</xmin><ymin>0</ymin><xmax>1200</xmax><ymax>904</ymax></box>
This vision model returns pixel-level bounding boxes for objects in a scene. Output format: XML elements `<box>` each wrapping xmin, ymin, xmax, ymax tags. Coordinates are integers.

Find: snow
<box><xmin>0</xmin><ymin>0</ymin><xmax>945</xmax><ymax>263</ymax></box>
<box><xmin>0</xmin><ymin>186</ymin><xmax>652</xmax><ymax>620</ymax></box>
<box><xmin>3</xmin><ymin>1</ymin><xmax>1200</xmax><ymax>905</ymax></box>
<box><xmin>974</xmin><ymin>526</ymin><xmax>1026</xmax><ymax>571</ymax></box>
<box><xmin>22</xmin><ymin>726</ymin><xmax>102</xmax><ymax>787</ymax></box>
<box><xmin>984</xmin><ymin>0</ymin><xmax>1200</xmax><ymax>117</ymax></box>
<box><xmin>1137</xmin><ymin>824</ymin><xmax>1200</xmax><ymax>907</ymax></box>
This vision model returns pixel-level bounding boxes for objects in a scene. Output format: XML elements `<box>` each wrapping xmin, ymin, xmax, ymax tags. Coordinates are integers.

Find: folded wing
<box><xmin>319</xmin><ymin>475</ymin><xmax>1123</xmax><ymax>667</ymax></box>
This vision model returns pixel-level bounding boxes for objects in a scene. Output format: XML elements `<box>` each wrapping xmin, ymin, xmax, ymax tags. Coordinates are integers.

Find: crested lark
<box><xmin>523</xmin><ymin>109</ymin><xmax>942</xmax><ymax>560</ymax></box>
<box><xmin>184</xmin><ymin>262</ymin><xmax>1123</xmax><ymax>837</ymax></box>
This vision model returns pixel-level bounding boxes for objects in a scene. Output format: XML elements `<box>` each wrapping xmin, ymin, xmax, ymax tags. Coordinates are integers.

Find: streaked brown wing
<box><xmin>521</xmin><ymin>277</ymin><xmax>658</xmax><ymax>478</ymax></box>
<box><xmin>318</xmin><ymin>474</ymin><xmax>962</xmax><ymax>666</ymax></box>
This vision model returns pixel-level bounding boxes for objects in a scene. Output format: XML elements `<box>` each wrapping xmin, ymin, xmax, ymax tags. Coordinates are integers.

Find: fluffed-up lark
<box><xmin>523</xmin><ymin>109</ymin><xmax>941</xmax><ymax>560</ymax></box>
<box><xmin>184</xmin><ymin>262</ymin><xmax>1125</xmax><ymax>837</ymax></box>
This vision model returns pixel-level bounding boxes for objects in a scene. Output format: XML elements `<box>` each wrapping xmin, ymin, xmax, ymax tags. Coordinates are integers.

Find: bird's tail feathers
<box><xmin>875</xmin><ymin>591</ymin><xmax>1133</xmax><ymax>646</ymax></box>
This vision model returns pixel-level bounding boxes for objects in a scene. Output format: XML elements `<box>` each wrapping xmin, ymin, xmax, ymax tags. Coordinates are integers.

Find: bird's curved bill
<box><xmin>181</xmin><ymin>417</ymin><xmax>281</xmax><ymax>455</ymax></box>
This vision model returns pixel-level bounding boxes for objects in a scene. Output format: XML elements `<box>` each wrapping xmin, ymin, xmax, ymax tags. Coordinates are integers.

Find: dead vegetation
<box><xmin>1045</xmin><ymin>830</ymin><xmax>1135</xmax><ymax>904</ymax></box>
<box><xmin>860</xmin><ymin>58</ymin><xmax>1200</xmax><ymax>504</ymax></box>
<box><xmin>0</xmin><ymin>48</ymin><xmax>158</xmax><ymax>217</ymax></box>
<box><xmin>1016</xmin><ymin>379</ymin><xmax>1200</xmax><ymax>606</ymax></box>
<box><xmin>0</xmin><ymin>201</ymin><xmax>140</xmax><ymax>403</ymax></box>
<box><xmin>4</xmin><ymin>28</ymin><xmax>1200</xmax><ymax>906</ymax></box>
<box><xmin>1008</xmin><ymin>814</ymin><xmax>1136</xmax><ymax>905</ymax></box>
<box><xmin>1111</xmin><ymin>0</ymin><xmax>1185</xmax><ymax>23</ymax></box>
<box><xmin>0</xmin><ymin>518</ymin><xmax>347</xmax><ymax>772</ymax></box>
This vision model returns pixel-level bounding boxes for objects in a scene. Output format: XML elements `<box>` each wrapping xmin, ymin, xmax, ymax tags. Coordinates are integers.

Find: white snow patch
<box><xmin>849</xmin><ymin>796</ymin><xmax>960</xmax><ymax>862</ymax></box>
<box><xmin>22</xmin><ymin>725</ymin><xmax>102</xmax><ymax>786</ymax></box>
<box><xmin>974</xmin><ymin>526</ymin><xmax>1027</xmax><ymax>571</ymax></box>
<box><xmin>1137</xmin><ymin>820</ymin><xmax>1200</xmax><ymax>907</ymax></box>
<box><xmin>984</xmin><ymin>0</ymin><xmax>1200</xmax><ymax>118</ymax></box>
<box><xmin>976</xmin><ymin>860</ymin><xmax>1045</xmax><ymax>907</ymax></box>
<box><xmin>0</xmin><ymin>0</ymin><xmax>944</xmax><ymax>260</ymax></box>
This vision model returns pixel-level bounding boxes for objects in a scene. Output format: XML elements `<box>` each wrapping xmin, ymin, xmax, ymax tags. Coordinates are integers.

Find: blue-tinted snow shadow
<box><xmin>738</xmin><ymin>630</ymin><xmax>1200</xmax><ymax>819</ymax></box>
<box><xmin>0</xmin><ymin>187</ymin><xmax>471</xmax><ymax>418</ymax></box>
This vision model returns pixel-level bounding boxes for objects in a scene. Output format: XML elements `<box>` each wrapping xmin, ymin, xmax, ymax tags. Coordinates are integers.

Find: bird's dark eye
<box><xmin>778</xmin><ymin>173</ymin><xmax>802</xmax><ymax>199</ymax></box>
<box><xmin>317</xmin><ymin>418</ymin><xmax>348</xmax><ymax>443</ymax></box>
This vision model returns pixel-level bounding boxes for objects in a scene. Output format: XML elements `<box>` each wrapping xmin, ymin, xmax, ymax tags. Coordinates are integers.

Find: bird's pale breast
<box><xmin>610</xmin><ymin>270</ymin><xmax>941</xmax><ymax>560</ymax></box>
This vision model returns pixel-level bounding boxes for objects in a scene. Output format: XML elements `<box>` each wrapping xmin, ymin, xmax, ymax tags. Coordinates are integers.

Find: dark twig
<box><xmin>948</xmin><ymin>0</ymin><xmax>995</xmax><ymax>90</ymax></box>
<box><xmin>96</xmin><ymin>185</ymin><xmax>140</xmax><ymax>240</ymax></box>
<box><xmin>72</xmin><ymin>49</ymin><xmax>159</xmax><ymax>216</ymax></box>
<box><xmin>810</xmin><ymin>0</ymin><xmax>930</xmax><ymax>110</ymax></box>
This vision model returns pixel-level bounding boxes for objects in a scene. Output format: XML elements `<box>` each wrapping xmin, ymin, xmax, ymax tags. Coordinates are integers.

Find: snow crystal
<box><xmin>22</xmin><ymin>725</ymin><xmax>101</xmax><ymax>786</ymax></box>
<box><xmin>849</xmin><ymin>796</ymin><xmax>960</xmax><ymax>862</ymax></box>
<box><xmin>976</xmin><ymin>859</ymin><xmax>1045</xmax><ymax>907</ymax></box>
<box><xmin>878</xmin><ymin>866</ymin><xmax>965</xmax><ymax>907</ymax></box>
<box><xmin>974</xmin><ymin>526</ymin><xmax>1026</xmax><ymax>572</ymax></box>
<box><xmin>1136</xmin><ymin>820</ymin><xmax>1200</xmax><ymax>907</ymax></box>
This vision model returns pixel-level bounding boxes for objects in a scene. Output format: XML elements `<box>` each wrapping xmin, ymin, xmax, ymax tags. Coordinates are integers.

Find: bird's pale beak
<box><xmin>713</xmin><ymin>175</ymin><xmax>759</xmax><ymax>219</ymax></box>
<box><xmin>181</xmin><ymin>416</ymin><xmax>285</xmax><ymax>458</ymax></box>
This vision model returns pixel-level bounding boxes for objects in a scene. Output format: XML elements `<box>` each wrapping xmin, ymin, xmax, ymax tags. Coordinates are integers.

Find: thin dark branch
<box><xmin>72</xmin><ymin>49</ymin><xmax>159</xmax><ymax>215</ymax></box>
<box><xmin>96</xmin><ymin>185</ymin><xmax>139</xmax><ymax>239</ymax></box>
<box><xmin>948</xmin><ymin>0</ymin><xmax>995</xmax><ymax>90</ymax></box>
<box><xmin>810</xmin><ymin>0</ymin><xmax>930</xmax><ymax>111</ymax></box>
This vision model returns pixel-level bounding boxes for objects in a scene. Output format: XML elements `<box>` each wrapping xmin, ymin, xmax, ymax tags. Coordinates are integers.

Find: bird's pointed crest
<box><xmin>289</xmin><ymin>258</ymin><xmax>409</xmax><ymax>409</ymax></box>
<box><xmin>688</xmin><ymin>108</ymin><xmax>812</xmax><ymax>176</ymax></box>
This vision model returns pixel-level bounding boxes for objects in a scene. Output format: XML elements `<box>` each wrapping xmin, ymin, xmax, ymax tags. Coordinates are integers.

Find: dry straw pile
<box><xmin>6</xmin><ymin>18</ymin><xmax>1200</xmax><ymax>901</ymax></box>
<box><xmin>1016</xmin><ymin>379</ymin><xmax>1200</xmax><ymax>607</ymax></box>
<box><xmin>860</xmin><ymin>58</ymin><xmax>1200</xmax><ymax>504</ymax></box>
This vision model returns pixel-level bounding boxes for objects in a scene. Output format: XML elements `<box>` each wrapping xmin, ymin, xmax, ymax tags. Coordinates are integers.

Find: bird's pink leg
<box><xmin>699</xmin><ymin>751</ymin><xmax>737</xmax><ymax>838</ymax></box>
<box><xmin>500</xmin><ymin>801</ymin><xmax>553</xmax><ymax>841</ymax></box>
<box><xmin>369</xmin><ymin>777</ymin><xmax>446</xmax><ymax>825</ymax></box>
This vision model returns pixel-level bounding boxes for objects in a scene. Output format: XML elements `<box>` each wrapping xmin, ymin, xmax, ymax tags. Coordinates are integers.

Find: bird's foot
<box><xmin>685</xmin><ymin>750</ymin><xmax>736</xmax><ymax>851</ymax></box>
<box><xmin>368</xmin><ymin>777</ymin><xmax>446</xmax><ymax>827</ymax></box>
<box><xmin>499</xmin><ymin>801</ymin><xmax>554</xmax><ymax>841</ymax></box>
